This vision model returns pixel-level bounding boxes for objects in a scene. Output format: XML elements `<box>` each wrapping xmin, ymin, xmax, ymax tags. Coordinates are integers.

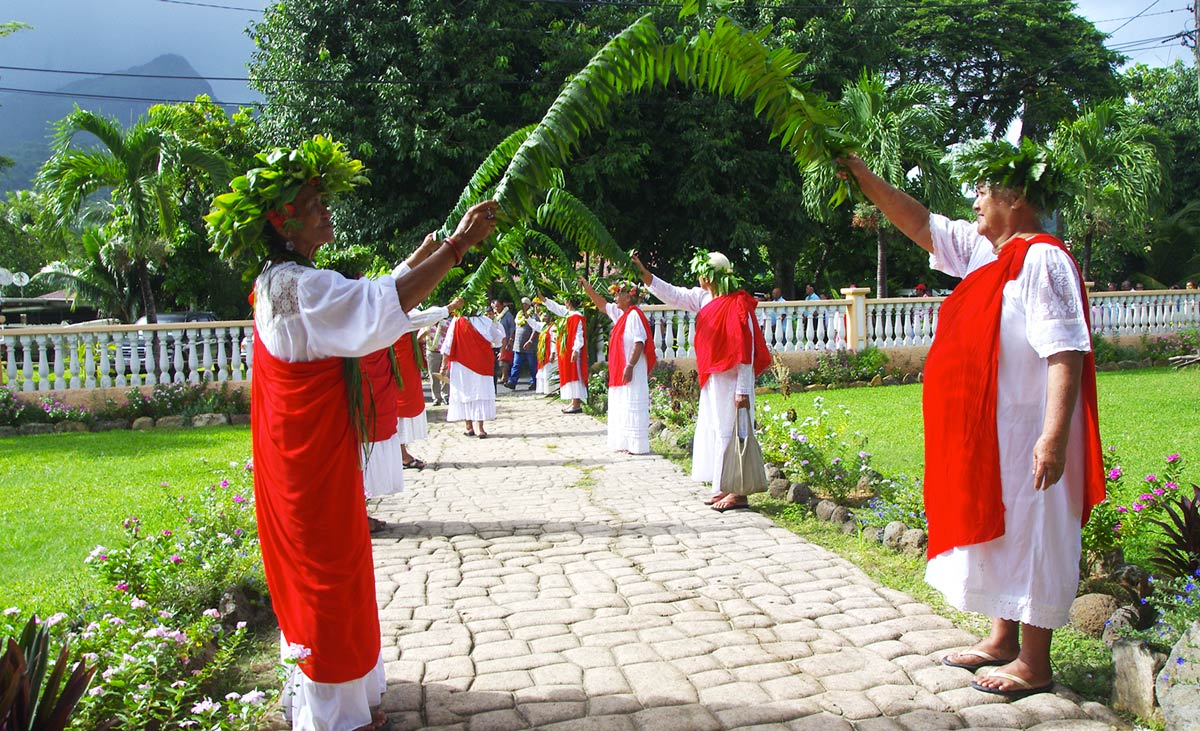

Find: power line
<box><xmin>0</xmin><ymin>85</ymin><xmax>259</xmax><ymax>108</ymax></box>
<box><xmin>1093</xmin><ymin>7</ymin><xmax>1189</xmax><ymax>24</ymax></box>
<box><xmin>155</xmin><ymin>0</ymin><xmax>262</xmax><ymax>12</ymax></box>
<box><xmin>1110</xmin><ymin>0</ymin><xmax>1165</xmax><ymax>35</ymax></box>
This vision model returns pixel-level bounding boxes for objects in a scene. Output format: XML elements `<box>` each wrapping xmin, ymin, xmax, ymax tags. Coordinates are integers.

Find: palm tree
<box><xmin>37</xmin><ymin>109</ymin><xmax>229</xmax><ymax>322</ymax></box>
<box><xmin>31</xmin><ymin>227</ymin><xmax>139</xmax><ymax>322</ymax></box>
<box><xmin>1051</xmin><ymin>100</ymin><xmax>1164</xmax><ymax>281</ymax></box>
<box><xmin>804</xmin><ymin>72</ymin><xmax>956</xmax><ymax>297</ymax></box>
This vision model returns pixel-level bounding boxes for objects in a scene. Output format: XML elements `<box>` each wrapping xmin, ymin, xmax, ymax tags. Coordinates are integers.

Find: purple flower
<box><xmin>130</xmin><ymin>597</ymin><xmax>148</xmax><ymax>609</ymax></box>
<box><xmin>233</xmin><ymin>528</ymin><xmax>243</xmax><ymax>536</ymax></box>
<box><xmin>1113</xmin><ymin>522</ymin><xmax>1122</xmax><ymax>531</ymax></box>
<box><xmin>1154</xmin><ymin>488</ymin><xmax>1165</xmax><ymax>496</ymax></box>
<box><xmin>115</xmin><ymin>582</ymin><xmax>129</xmax><ymax>592</ymax></box>
<box><xmin>162</xmin><ymin>529</ymin><xmax>172</xmax><ymax>537</ymax></box>
<box><xmin>169</xmin><ymin>554</ymin><xmax>183</xmax><ymax>565</ymax></box>
<box><xmin>202</xmin><ymin>608</ymin><xmax>221</xmax><ymax>619</ymax></box>
<box><xmin>220</xmin><ymin>479</ymin><xmax>230</xmax><ymax>488</ymax></box>
<box><xmin>232</xmin><ymin>495</ymin><xmax>246</xmax><ymax>504</ymax></box>
<box><xmin>1133</xmin><ymin>504</ymin><xmax>1145</xmax><ymax>512</ymax></box>
<box><xmin>1140</xmin><ymin>493</ymin><xmax>1154</xmax><ymax>502</ymax></box>
<box><xmin>190</xmin><ymin>698</ymin><xmax>220</xmax><ymax>714</ymax></box>
<box><xmin>1177</xmin><ymin>657</ymin><xmax>1186</xmax><ymax>666</ymax></box>
<box><xmin>1107</xmin><ymin>467</ymin><xmax>1122</xmax><ymax>480</ymax></box>
<box><xmin>1146</xmin><ymin>474</ymin><xmax>1158</xmax><ymax>483</ymax></box>
<box><xmin>1166</xmin><ymin>481</ymin><xmax>1178</xmax><ymax>490</ymax></box>
<box><xmin>1166</xmin><ymin>453</ymin><xmax>1181</xmax><ymax>463</ymax></box>
<box><xmin>1116</xmin><ymin>506</ymin><xmax>1129</xmax><ymax>513</ymax></box>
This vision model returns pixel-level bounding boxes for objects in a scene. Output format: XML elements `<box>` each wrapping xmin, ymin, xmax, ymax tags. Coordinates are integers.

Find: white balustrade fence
<box><xmin>1</xmin><ymin>321</ymin><xmax>253</xmax><ymax>393</ymax></box>
<box><xmin>2</xmin><ymin>290</ymin><xmax>1196</xmax><ymax>393</ymax></box>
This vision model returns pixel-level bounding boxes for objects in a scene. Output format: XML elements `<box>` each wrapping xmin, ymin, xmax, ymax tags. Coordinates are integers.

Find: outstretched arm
<box><xmin>395</xmin><ymin>201</ymin><xmax>498</xmax><ymax>310</ymax></box>
<box><xmin>837</xmin><ymin>155</ymin><xmax>933</xmax><ymax>254</ymax></box>
<box><xmin>630</xmin><ymin>251</ymin><xmax>653</xmax><ymax>286</ymax></box>
<box><xmin>579</xmin><ymin>276</ymin><xmax>607</xmax><ymax>311</ymax></box>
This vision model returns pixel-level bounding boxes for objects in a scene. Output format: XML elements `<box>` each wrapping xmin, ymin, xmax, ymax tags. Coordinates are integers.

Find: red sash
<box><xmin>923</xmin><ymin>234</ymin><xmax>1105</xmax><ymax>559</ymax></box>
<box><xmin>608</xmin><ymin>306</ymin><xmax>656</xmax><ymax>387</ymax></box>
<box><xmin>448</xmin><ymin>317</ymin><xmax>495</xmax><ymax>376</ymax></box>
<box><xmin>393</xmin><ymin>332</ymin><xmax>426</xmax><ymax>419</ymax></box>
<box><xmin>250</xmin><ymin>333</ymin><xmax>380</xmax><ymax>683</ymax></box>
<box><xmin>359</xmin><ymin>349</ymin><xmax>399</xmax><ymax>442</ymax></box>
<box><xmin>694</xmin><ymin>290</ymin><xmax>770</xmax><ymax>388</ymax></box>
<box><xmin>557</xmin><ymin>313</ymin><xmax>588</xmax><ymax>385</ymax></box>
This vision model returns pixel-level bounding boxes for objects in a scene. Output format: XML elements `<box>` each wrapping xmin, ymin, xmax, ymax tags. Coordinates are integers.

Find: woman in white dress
<box><xmin>632</xmin><ymin>250</ymin><xmax>770</xmax><ymax>512</ymax></box>
<box><xmin>531</xmin><ymin>311</ymin><xmax>558</xmax><ymax>395</ymax></box>
<box><xmin>539</xmin><ymin>295</ymin><xmax>588</xmax><ymax>413</ymax></box>
<box><xmin>207</xmin><ymin>136</ymin><xmax>498</xmax><ymax>731</ymax></box>
<box><xmin>440</xmin><ymin>310</ymin><xmax>505</xmax><ymax>438</ymax></box>
<box><xmin>579</xmin><ymin>277</ymin><xmax>655</xmax><ymax>454</ymax></box>
<box><xmin>838</xmin><ymin>146</ymin><xmax>1104</xmax><ymax>699</ymax></box>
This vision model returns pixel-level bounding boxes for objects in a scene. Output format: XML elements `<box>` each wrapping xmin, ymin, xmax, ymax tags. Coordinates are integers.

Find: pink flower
<box><xmin>130</xmin><ymin>597</ymin><xmax>148</xmax><ymax>609</ymax></box>
<box><xmin>232</xmin><ymin>495</ymin><xmax>246</xmax><ymax>504</ymax></box>
<box><xmin>220</xmin><ymin>479</ymin><xmax>230</xmax><ymax>488</ymax></box>
<box><xmin>1140</xmin><ymin>493</ymin><xmax>1154</xmax><ymax>502</ymax></box>
<box><xmin>1107</xmin><ymin>467</ymin><xmax>1122</xmax><ymax>480</ymax></box>
<box><xmin>115</xmin><ymin>582</ymin><xmax>129</xmax><ymax>592</ymax></box>
<box><xmin>236</xmin><ymin>621</ymin><xmax>247</xmax><ymax>630</ymax></box>
<box><xmin>1166</xmin><ymin>453</ymin><xmax>1181</xmax><ymax>463</ymax></box>
<box><xmin>1133</xmin><ymin>504</ymin><xmax>1145</xmax><ymax>512</ymax></box>
<box><xmin>169</xmin><ymin>554</ymin><xmax>183</xmax><ymax>565</ymax></box>
<box><xmin>202</xmin><ymin>608</ymin><xmax>221</xmax><ymax>619</ymax></box>
<box><xmin>1113</xmin><ymin>522</ymin><xmax>1122</xmax><ymax>531</ymax></box>
<box><xmin>1153</xmin><ymin>488</ymin><xmax>1165</xmax><ymax>496</ymax></box>
<box><xmin>162</xmin><ymin>529</ymin><xmax>172</xmax><ymax>537</ymax></box>
<box><xmin>1146</xmin><ymin>474</ymin><xmax>1158</xmax><ymax>483</ymax></box>
<box><xmin>1116</xmin><ymin>506</ymin><xmax>1128</xmax><ymax>513</ymax></box>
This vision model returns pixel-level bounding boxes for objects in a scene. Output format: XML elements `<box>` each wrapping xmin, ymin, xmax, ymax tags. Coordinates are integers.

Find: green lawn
<box><xmin>761</xmin><ymin>366</ymin><xmax>1200</xmax><ymax>485</ymax></box>
<box><xmin>0</xmin><ymin>426</ymin><xmax>251</xmax><ymax>612</ymax></box>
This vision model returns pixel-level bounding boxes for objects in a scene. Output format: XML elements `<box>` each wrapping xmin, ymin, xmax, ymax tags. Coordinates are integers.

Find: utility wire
<box><xmin>1110</xmin><ymin>0</ymin><xmax>1165</xmax><ymax>35</ymax></box>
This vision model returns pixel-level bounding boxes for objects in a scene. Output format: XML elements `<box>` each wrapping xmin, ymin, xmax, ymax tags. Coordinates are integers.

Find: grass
<box><xmin>763</xmin><ymin>366</ymin><xmax>1200</xmax><ymax>485</ymax></box>
<box><xmin>0</xmin><ymin>425</ymin><xmax>251</xmax><ymax>612</ymax></box>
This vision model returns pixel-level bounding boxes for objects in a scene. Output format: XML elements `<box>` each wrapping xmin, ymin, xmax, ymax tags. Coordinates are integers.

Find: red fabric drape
<box><xmin>922</xmin><ymin>234</ymin><xmax>1105</xmax><ymax>560</ymax></box>
<box><xmin>557</xmin><ymin>313</ymin><xmax>588</xmax><ymax>386</ymax></box>
<box><xmin>607</xmin><ymin>306</ymin><xmax>656</xmax><ymax>387</ymax></box>
<box><xmin>250</xmin><ymin>333</ymin><xmax>380</xmax><ymax>683</ymax></box>
<box><xmin>359</xmin><ymin>349</ymin><xmax>399</xmax><ymax>443</ymax></box>
<box><xmin>447</xmin><ymin>317</ymin><xmax>495</xmax><ymax>376</ymax></box>
<box><xmin>694</xmin><ymin>290</ymin><xmax>771</xmax><ymax>388</ymax></box>
<box><xmin>393</xmin><ymin>332</ymin><xmax>426</xmax><ymax>419</ymax></box>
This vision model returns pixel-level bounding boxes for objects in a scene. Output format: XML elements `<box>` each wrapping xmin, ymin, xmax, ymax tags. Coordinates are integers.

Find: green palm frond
<box><xmin>536</xmin><ymin>188</ymin><xmax>628</xmax><ymax>268</ymax></box>
<box><xmin>52</xmin><ymin>108</ymin><xmax>128</xmax><ymax>160</ymax></box>
<box><xmin>457</xmin><ymin>226</ymin><xmax>528</xmax><ymax>309</ymax></box>
<box><xmin>438</xmin><ymin>125</ymin><xmax>535</xmax><ymax>237</ymax></box>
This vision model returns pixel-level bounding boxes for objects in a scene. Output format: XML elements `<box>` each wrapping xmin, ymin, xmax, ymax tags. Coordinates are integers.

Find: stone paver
<box><xmin>370</xmin><ymin>394</ymin><xmax>1116</xmax><ymax>730</ymax></box>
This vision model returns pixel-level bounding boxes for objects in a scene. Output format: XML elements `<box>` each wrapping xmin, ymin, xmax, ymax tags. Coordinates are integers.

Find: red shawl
<box><xmin>694</xmin><ymin>290</ymin><xmax>771</xmax><ymax>388</ymax></box>
<box><xmin>557</xmin><ymin>312</ymin><xmax>588</xmax><ymax>386</ymax></box>
<box><xmin>447</xmin><ymin>317</ymin><xmax>495</xmax><ymax>376</ymax></box>
<box><xmin>250</xmin><ymin>332</ymin><xmax>380</xmax><ymax>683</ymax></box>
<box><xmin>608</xmin><ymin>306</ymin><xmax>656</xmax><ymax>387</ymax></box>
<box><xmin>359</xmin><ymin>348</ymin><xmax>399</xmax><ymax>443</ymax></box>
<box><xmin>923</xmin><ymin>234</ymin><xmax>1105</xmax><ymax>560</ymax></box>
<box><xmin>392</xmin><ymin>332</ymin><xmax>426</xmax><ymax>419</ymax></box>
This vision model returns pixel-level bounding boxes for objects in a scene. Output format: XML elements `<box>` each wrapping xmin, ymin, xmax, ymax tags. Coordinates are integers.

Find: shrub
<box><xmin>800</xmin><ymin>347</ymin><xmax>890</xmax><ymax>386</ymax></box>
<box><xmin>757</xmin><ymin>395</ymin><xmax>875</xmax><ymax>503</ymax></box>
<box><xmin>858</xmin><ymin>474</ymin><xmax>926</xmax><ymax>530</ymax></box>
<box><xmin>0</xmin><ymin>386</ymin><xmax>42</xmax><ymax>426</ymax></box>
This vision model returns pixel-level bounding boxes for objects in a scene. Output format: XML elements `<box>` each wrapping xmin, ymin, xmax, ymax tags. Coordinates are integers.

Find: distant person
<box><xmin>804</xmin><ymin>284</ymin><xmax>821</xmax><ymax>301</ymax></box>
<box><xmin>541</xmin><ymin>294</ymin><xmax>588</xmax><ymax>414</ymax></box>
<box><xmin>915</xmin><ymin>283</ymin><xmax>932</xmax><ymax>298</ymax></box>
<box><xmin>442</xmin><ymin>307</ymin><xmax>505</xmax><ymax>438</ymax></box>
<box><xmin>504</xmin><ymin>297</ymin><xmax>538</xmax><ymax>390</ymax></box>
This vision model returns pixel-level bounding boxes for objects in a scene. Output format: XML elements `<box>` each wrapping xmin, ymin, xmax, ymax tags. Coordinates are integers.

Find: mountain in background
<box><xmin>0</xmin><ymin>54</ymin><xmax>215</xmax><ymax>194</ymax></box>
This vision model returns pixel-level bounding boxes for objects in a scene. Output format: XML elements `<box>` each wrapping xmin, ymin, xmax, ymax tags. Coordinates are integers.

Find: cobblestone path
<box><xmin>369</xmin><ymin>393</ymin><xmax>1121</xmax><ymax>731</ymax></box>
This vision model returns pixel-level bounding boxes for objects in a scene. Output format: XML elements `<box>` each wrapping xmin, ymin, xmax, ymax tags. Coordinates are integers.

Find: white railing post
<box><xmin>841</xmin><ymin>287</ymin><xmax>870</xmax><ymax>351</ymax></box>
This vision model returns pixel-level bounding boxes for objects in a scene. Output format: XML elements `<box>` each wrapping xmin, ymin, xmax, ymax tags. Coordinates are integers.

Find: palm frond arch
<box><xmin>438</xmin><ymin>13</ymin><xmax>847</xmax><ymax>306</ymax></box>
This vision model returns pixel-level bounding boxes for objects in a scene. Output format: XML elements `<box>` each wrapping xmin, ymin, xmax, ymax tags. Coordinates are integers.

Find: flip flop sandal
<box><xmin>942</xmin><ymin>648</ymin><xmax>1012</xmax><ymax>671</ymax></box>
<box><xmin>477</xmin><ymin>432</ymin><xmax>489</xmax><ymax>439</ymax></box>
<box><xmin>403</xmin><ymin>458</ymin><xmax>426</xmax><ymax>470</ymax></box>
<box><xmin>562</xmin><ymin>407</ymin><xmax>583</xmax><ymax>414</ymax></box>
<box><xmin>367</xmin><ymin>517</ymin><xmax>387</xmax><ymax>534</ymax></box>
<box><xmin>711</xmin><ymin>500</ymin><xmax>749</xmax><ymax>513</ymax></box>
<box><xmin>703</xmin><ymin>496</ymin><xmax>723</xmax><ymax>505</ymax></box>
<box><xmin>464</xmin><ymin>430</ymin><xmax>476</xmax><ymax>437</ymax></box>
<box><xmin>970</xmin><ymin>671</ymin><xmax>1054</xmax><ymax>699</ymax></box>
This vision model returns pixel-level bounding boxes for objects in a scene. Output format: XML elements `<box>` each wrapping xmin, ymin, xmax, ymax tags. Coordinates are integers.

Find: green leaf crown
<box><xmin>948</xmin><ymin>137</ymin><xmax>1068</xmax><ymax>213</ymax></box>
<box><xmin>688</xmin><ymin>249</ymin><xmax>741</xmax><ymax>297</ymax></box>
<box><xmin>205</xmin><ymin>135</ymin><xmax>369</xmax><ymax>269</ymax></box>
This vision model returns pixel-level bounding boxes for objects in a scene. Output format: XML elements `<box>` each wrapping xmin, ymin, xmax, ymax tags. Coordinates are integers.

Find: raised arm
<box><xmin>395</xmin><ymin>201</ymin><xmax>498</xmax><ymax>310</ymax></box>
<box><xmin>579</xmin><ymin>276</ymin><xmax>607</xmax><ymax>311</ymax></box>
<box><xmin>837</xmin><ymin>155</ymin><xmax>933</xmax><ymax>254</ymax></box>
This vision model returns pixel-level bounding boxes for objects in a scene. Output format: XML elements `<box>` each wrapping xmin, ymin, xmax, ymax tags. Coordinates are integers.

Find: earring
<box><xmin>285</xmin><ymin>241</ymin><xmax>295</xmax><ymax>252</ymax></box>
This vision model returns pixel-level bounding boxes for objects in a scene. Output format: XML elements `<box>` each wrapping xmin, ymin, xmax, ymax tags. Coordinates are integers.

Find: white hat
<box><xmin>521</xmin><ymin>296</ymin><xmax>532</xmax><ymax>305</ymax></box>
<box><xmin>708</xmin><ymin>251</ymin><xmax>732</xmax><ymax>271</ymax></box>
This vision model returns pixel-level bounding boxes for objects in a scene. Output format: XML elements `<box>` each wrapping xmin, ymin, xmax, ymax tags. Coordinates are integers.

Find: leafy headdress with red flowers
<box><xmin>205</xmin><ymin>135</ymin><xmax>369</xmax><ymax>275</ymax></box>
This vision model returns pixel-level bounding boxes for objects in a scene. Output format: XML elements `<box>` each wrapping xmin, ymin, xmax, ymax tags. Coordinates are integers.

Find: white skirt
<box><xmin>397</xmin><ymin>411</ymin><xmax>428</xmax><ymax>443</ymax></box>
<box><xmin>536</xmin><ymin>362</ymin><xmax>558</xmax><ymax>395</ymax></box>
<box><xmin>361</xmin><ymin>430</ymin><xmax>404</xmax><ymax>498</ymax></box>
<box><xmin>281</xmin><ymin>638</ymin><xmax>386</xmax><ymax>731</ymax></box>
<box><xmin>445</xmin><ymin>363</ymin><xmax>497</xmax><ymax>422</ymax></box>
<box><xmin>607</xmin><ymin>370</ymin><xmax>649</xmax><ymax>453</ymax></box>
<box><xmin>691</xmin><ymin>370</ymin><xmax>753</xmax><ymax>495</ymax></box>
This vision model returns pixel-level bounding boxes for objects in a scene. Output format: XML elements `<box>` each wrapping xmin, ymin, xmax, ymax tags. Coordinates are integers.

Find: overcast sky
<box><xmin>0</xmin><ymin>0</ymin><xmax>1193</xmax><ymax>107</ymax></box>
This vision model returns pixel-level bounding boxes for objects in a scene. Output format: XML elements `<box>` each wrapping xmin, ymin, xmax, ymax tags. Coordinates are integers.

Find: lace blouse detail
<box><xmin>1019</xmin><ymin>244</ymin><xmax>1091</xmax><ymax>358</ymax></box>
<box><xmin>258</xmin><ymin>263</ymin><xmax>304</xmax><ymax>324</ymax></box>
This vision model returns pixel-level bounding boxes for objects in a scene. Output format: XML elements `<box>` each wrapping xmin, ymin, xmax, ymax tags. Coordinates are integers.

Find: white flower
<box><xmin>87</xmin><ymin>686</ymin><xmax>104</xmax><ymax>697</ymax></box>
<box><xmin>236</xmin><ymin>621</ymin><xmax>247</xmax><ymax>630</ymax></box>
<box><xmin>130</xmin><ymin>597</ymin><xmax>149</xmax><ymax>610</ymax></box>
<box><xmin>191</xmin><ymin>698</ymin><xmax>220</xmax><ymax>714</ymax></box>
<box><xmin>225</xmin><ymin>692</ymin><xmax>241</xmax><ymax>701</ymax></box>
<box><xmin>283</xmin><ymin>642</ymin><xmax>312</xmax><ymax>661</ymax></box>
<box><xmin>240</xmin><ymin>689</ymin><xmax>267</xmax><ymax>705</ymax></box>
<box><xmin>2</xmin><ymin>607</ymin><xmax>19</xmax><ymax>616</ymax></box>
<box><xmin>45</xmin><ymin>612</ymin><xmax>68</xmax><ymax>627</ymax></box>
<box><xmin>202</xmin><ymin>608</ymin><xmax>221</xmax><ymax>619</ymax></box>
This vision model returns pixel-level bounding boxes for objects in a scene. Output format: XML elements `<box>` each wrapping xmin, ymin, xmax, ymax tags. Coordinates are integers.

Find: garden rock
<box><xmin>849</xmin><ymin>380</ymin><xmax>869</xmax><ymax>388</ymax></box>
<box><xmin>882</xmin><ymin>375</ymin><xmax>900</xmax><ymax>386</ymax></box>
<box><xmin>840</xmin><ymin>519</ymin><xmax>858</xmax><ymax>534</ymax></box>
<box><xmin>1111</xmin><ymin>562</ymin><xmax>1151</xmax><ymax>595</ymax></box>
<box><xmin>805</xmin><ymin>383</ymin><xmax>826</xmax><ymax>391</ymax></box>
<box><xmin>902</xmin><ymin>372</ymin><xmax>917</xmax><ymax>385</ymax></box>
<box><xmin>155</xmin><ymin>415</ymin><xmax>188</xmax><ymax>429</ymax></box>
<box><xmin>829</xmin><ymin>505</ymin><xmax>852</xmax><ymax>525</ymax></box>
<box><xmin>230</xmin><ymin>414</ymin><xmax>251</xmax><ymax>426</ymax></box>
<box><xmin>192</xmin><ymin>413</ymin><xmax>230</xmax><ymax>428</ymax></box>
<box><xmin>899</xmin><ymin>529</ymin><xmax>927</xmax><ymax>557</ymax></box>
<box><xmin>18</xmin><ymin>423</ymin><xmax>54</xmax><ymax>435</ymax></box>
<box><xmin>1102</xmin><ymin>605</ymin><xmax>1144</xmax><ymax>646</ymax></box>
<box><xmin>0</xmin><ymin>426</ymin><xmax>15</xmax><ymax>438</ymax></box>
<box><xmin>882</xmin><ymin>521</ymin><xmax>908</xmax><ymax>549</ymax></box>
<box><xmin>54</xmin><ymin>421</ymin><xmax>88</xmax><ymax>433</ymax></box>
<box><xmin>93</xmin><ymin>419</ymin><xmax>129</xmax><ymax>432</ymax></box>
<box><xmin>870</xmin><ymin>374</ymin><xmax>883</xmax><ymax>386</ymax></box>
<box><xmin>1069</xmin><ymin>593</ymin><xmax>1120</xmax><ymax>638</ymax></box>
<box><xmin>1157</xmin><ymin>619</ymin><xmax>1200</xmax><ymax>731</ymax></box>
<box><xmin>647</xmin><ymin>420</ymin><xmax>665</xmax><ymax>437</ymax></box>
<box><xmin>768</xmin><ymin>477</ymin><xmax>790</xmax><ymax>500</ymax></box>
<box><xmin>132</xmin><ymin>416</ymin><xmax>155</xmax><ymax>430</ymax></box>
<box><xmin>786</xmin><ymin>482</ymin><xmax>813</xmax><ymax>505</ymax></box>
<box><xmin>1118</xmin><ymin>360</ymin><xmax>1139</xmax><ymax>370</ymax></box>
<box><xmin>815</xmin><ymin>500</ymin><xmax>838</xmax><ymax>521</ymax></box>
<box><xmin>766</xmin><ymin>463</ymin><xmax>782</xmax><ymax>480</ymax></box>
<box><xmin>1111</xmin><ymin>638</ymin><xmax>1167</xmax><ymax>720</ymax></box>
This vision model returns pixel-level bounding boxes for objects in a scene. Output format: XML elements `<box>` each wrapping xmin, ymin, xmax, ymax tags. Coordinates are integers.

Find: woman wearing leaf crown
<box><xmin>579</xmin><ymin>276</ymin><xmax>657</xmax><ymax>454</ymax></box>
<box><xmin>539</xmin><ymin>293</ymin><xmax>589</xmax><ymax>413</ymax></box>
<box><xmin>206</xmin><ymin>136</ymin><xmax>498</xmax><ymax>731</ymax></box>
<box><xmin>440</xmin><ymin>305</ymin><xmax>505</xmax><ymax>438</ymax></box>
<box><xmin>632</xmin><ymin>249</ymin><xmax>770</xmax><ymax>511</ymax></box>
<box><xmin>838</xmin><ymin>141</ymin><xmax>1104</xmax><ymax>700</ymax></box>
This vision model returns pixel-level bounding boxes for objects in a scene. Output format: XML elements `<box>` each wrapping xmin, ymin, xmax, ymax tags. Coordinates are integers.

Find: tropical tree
<box><xmin>36</xmin><ymin>109</ymin><xmax>230</xmax><ymax>322</ymax></box>
<box><xmin>803</xmin><ymin>72</ymin><xmax>955</xmax><ymax>296</ymax></box>
<box><xmin>30</xmin><ymin>227</ymin><xmax>139</xmax><ymax>321</ymax></box>
<box><xmin>1051</xmin><ymin>100</ymin><xmax>1165</xmax><ymax>281</ymax></box>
